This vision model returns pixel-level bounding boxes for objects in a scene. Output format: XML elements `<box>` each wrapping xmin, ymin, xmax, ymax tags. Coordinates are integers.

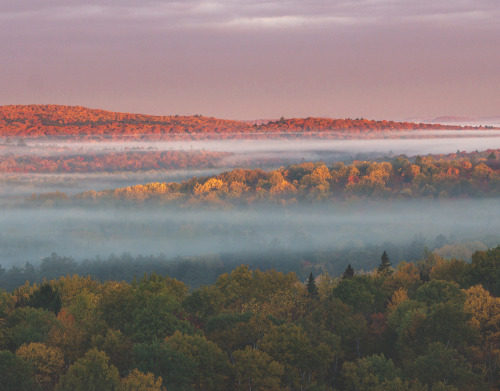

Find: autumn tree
<box><xmin>232</xmin><ymin>346</ymin><xmax>284</xmax><ymax>391</ymax></box>
<box><xmin>16</xmin><ymin>342</ymin><xmax>65</xmax><ymax>391</ymax></box>
<box><xmin>120</xmin><ymin>369</ymin><xmax>166</xmax><ymax>391</ymax></box>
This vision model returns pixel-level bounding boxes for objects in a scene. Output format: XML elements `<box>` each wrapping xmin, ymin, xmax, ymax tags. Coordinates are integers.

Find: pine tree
<box><xmin>342</xmin><ymin>264</ymin><xmax>355</xmax><ymax>279</ymax></box>
<box><xmin>307</xmin><ymin>272</ymin><xmax>319</xmax><ymax>300</ymax></box>
<box><xmin>378</xmin><ymin>251</ymin><xmax>393</xmax><ymax>276</ymax></box>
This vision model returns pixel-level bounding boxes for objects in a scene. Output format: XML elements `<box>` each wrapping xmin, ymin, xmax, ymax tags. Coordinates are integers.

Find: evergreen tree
<box><xmin>26</xmin><ymin>283</ymin><xmax>62</xmax><ymax>315</ymax></box>
<box><xmin>342</xmin><ymin>264</ymin><xmax>355</xmax><ymax>279</ymax></box>
<box><xmin>307</xmin><ymin>272</ymin><xmax>319</xmax><ymax>300</ymax></box>
<box><xmin>378</xmin><ymin>251</ymin><xmax>393</xmax><ymax>276</ymax></box>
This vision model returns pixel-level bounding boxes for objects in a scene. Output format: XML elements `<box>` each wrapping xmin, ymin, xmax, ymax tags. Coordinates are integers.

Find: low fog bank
<box><xmin>1</xmin><ymin>199</ymin><xmax>498</xmax><ymax>268</ymax></box>
<box><xmin>4</xmin><ymin>131</ymin><xmax>500</xmax><ymax>156</ymax></box>
<box><xmin>0</xmin><ymin>130</ymin><xmax>500</xmax><ymax>155</ymax></box>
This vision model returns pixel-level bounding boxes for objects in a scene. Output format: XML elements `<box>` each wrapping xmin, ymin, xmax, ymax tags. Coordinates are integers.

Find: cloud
<box><xmin>1</xmin><ymin>0</ymin><xmax>498</xmax><ymax>30</ymax></box>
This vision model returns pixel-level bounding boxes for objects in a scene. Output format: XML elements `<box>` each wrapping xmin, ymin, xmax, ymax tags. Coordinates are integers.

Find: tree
<box><xmin>342</xmin><ymin>354</ymin><xmax>402</xmax><ymax>391</ymax></box>
<box><xmin>133</xmin><ymin>340</ymin><xmax>196</xmax><ymax>391</ymax></box>
<box><xmin>90</xmin><ymin>329</ymin><xmax>133</xmax><ymax>376</ymax></box>
<box><xmin>343</xmin><ymin>264</ymin><xmax>355</xmax><ymax>279</ymax></box>
<box><xmin>464</xmin><ymin>285</ymin><xmax>500</xmax><ymax>387</ymax></box>
<box><xmin>120</xmin><ymin>369</ymin><xmax>165</xmax><ymax>391</ymax></box>
<box><xmin>164</xmin><ymin>331</ymin><xmax>230</xmax><ymax>390</ymax></box>
<box><xmin>307</xmin><ymin>272</ymin><xmax>319</xmax><ymax>300</ymax></box>
<box><xmin>260</xmin><ymin>323</ymin><xmax>333</xmax><ymax>390</ymax></box>
<box><xmin>26</xmin><ymin>283</ymin><xmax>62</xmax><ymax>315</ymax></box>
<box><xmin>378</xmin><ymin>251</ymin><xmax>393</xmax><ymax>276</ymax></box>
<box><xmin>0</xmin><ymin>350</ymin><xmax>38</xmax><ymax>391</ymax></box>
<box><xmin>16</xmin><ymin>342</ymin><xmax>65</xmax><ymax>391</ymax></box>
<box><xmin>232</xmin><ymin>346</ymin><xmax>284</xmax><ymax>391</ymax></box>
<box><xmin>404</xmin><ymin>343</ymin><xmax>486</xmax><ymax>389</ymax></box>
<box><xmin>6</xmin><ymin>307</ymin><xmax>59</xmax><ymax>350</ymax></box>
<box><xmin>55</xmin><ymin>348</ymin><xmax>120</xmax><ymax>391</ymax></box>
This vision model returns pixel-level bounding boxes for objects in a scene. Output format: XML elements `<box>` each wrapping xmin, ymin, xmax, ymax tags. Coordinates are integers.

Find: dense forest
<box><xmin>27</xmin><ymin>150</ymin><xmax>499</xmax><ymax>205</ymax></box>
<box><xmin>0</xmin><ymin>105</ymin><xmax>485</xmax><ymax>140</ymax></box>
<box><xmin>0</xmin><ymin>246</ymin><xmax>499</xmax><ymax>390</ymax></box>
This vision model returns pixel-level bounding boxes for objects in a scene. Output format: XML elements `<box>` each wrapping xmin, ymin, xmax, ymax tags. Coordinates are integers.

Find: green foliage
<box><xmin>232</xmin><ymin>346</ymin><xmax>284</xmax><ymax>391</ymax></box>
<box><xmin>378</xmin><ymin>251</ymin><xmax>393</xmax><ymax>276</ymax></box>
<box><xmin>164</xmin><ymin>331</ymin><xmax>231</xmax><ymax>390</ymax></box>
<box><xmin>133</xmin><ymin>340</ymin><xmax>196</xmax><ymax>391</ymax></box>
<box><xmin>90</xmin><ymin>329</ymin><xmax>133</xmax><ymax>376</ymax></box>
<box><xmin>130</xmin><ymin>273</ymin><xmax>193</xmax><ymax>342</ymax></box>
<box><xmin>466</xmin><ymin>245</ymin><xmax>500</xmax><ymax>295</ymax></box>
<box><xmin>6</xmin><ymin>307</ymin><xmax>59</xmax><ymax>349</ymax></box>
<box><xmin>25</xmin><ymin>283</ymin><xmax>62</xmax><ymax>315</ymax></box>
<box><xmin>1</xmin><ymin>245</ymin><xmax>499</xmax><ymax>390</ymax></box>
<box><xmin>55</xmin><ymin>348</ymin><xmax>120</xmax><ymax>391</ymax></box>
<box><xmin>0</xmin><ymin>350</ymin><xmax>39</xmax><ymax>391</ymax></box>
<box><xmin>342</xmin><ymin>264</ymin><xmax>355</xmax><ymax>279</ymax></box>
<box><xmin>332</xmin><ymin>275</ymin><xmax>385</xmax><ymax>315</ymax></box>
<box><xmin>342</xmin><ymin>354</ymin><xmax>401</xmax><ymax>391</ymax></box>
<box><xmin>307</xmin><ymin>272</ymin><xmax>319</xmax><ymax>300</ymax></box>
<box><xmin>413</xmin><ymin>280</ymin><xmax>465</xmax><ymax>306</ymax></box>
<box><xmin>404</xmin><ymin>343</ymin><xmax>487</xmax><ymax>390</ymax></box>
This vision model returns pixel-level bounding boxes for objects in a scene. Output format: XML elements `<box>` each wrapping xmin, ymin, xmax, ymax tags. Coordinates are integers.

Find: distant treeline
<box><xmin>0</xmin><ymin>150</ymin><xmax>229</xmax><ymax>173</ymax></box>
<box><xmin>0</xmin><ymin>246</ymin><xmax>499</xmax><ymax>390</ymax></box>
<box><xmin>29</xmin><ymin>150</ymin><xmax>500</xmax><ymax>205</ymax></box>
<box><xmin>0</xmin><ymin>104</ymin><xmax>483</xmax><ymax>140</ymax></box>
<box><xmin>0</xmin><ymin>236</ymin><xmax>490</xmax><ymax>292</ymax></box>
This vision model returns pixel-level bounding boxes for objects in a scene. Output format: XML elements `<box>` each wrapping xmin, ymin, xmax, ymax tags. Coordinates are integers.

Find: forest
<box><xmin>26</xmin><ymin>150</ymin><xmax>499</xmax><ymax>206</ymax></box>
<box><xmin>1</xmin><ymin>105</ymin><xmax>499</xmax><ymax>390</ymax></box>
<box><xmin>0</xmin><ymin>150</ymin><xmax>229</xmax><ymax>173</ymax></box>
<box><xmin>0</xmin><ymin>105</ymin><xmax>484</xmax><ymax>140</ymax></box>
<box><xmin>0</xmin><ymin>246</ymin><xmax>499</xmax><ymax>390</ymax></box>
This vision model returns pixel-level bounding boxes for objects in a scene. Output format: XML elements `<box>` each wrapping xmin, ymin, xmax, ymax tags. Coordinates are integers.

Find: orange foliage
<box><xmin>0</xmin><ymin>105</ymin><xmax>482</xmax><ymax>140</ymax></box>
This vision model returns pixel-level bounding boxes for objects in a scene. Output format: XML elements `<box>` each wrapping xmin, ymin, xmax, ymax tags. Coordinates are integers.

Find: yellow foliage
<box><xmin>120</xmin><ymin>369</ymin><xmax>165</xmax><ymax>391</ymax></box>
<box><xmin>387</xmin><ymin>288</ymin><xmax>409</xmax><ymax>313</ymax></box>
<box><xmin>17</xmin><ymin>342</ymin><xmax>65</xmax><ymax>391</ymax></box>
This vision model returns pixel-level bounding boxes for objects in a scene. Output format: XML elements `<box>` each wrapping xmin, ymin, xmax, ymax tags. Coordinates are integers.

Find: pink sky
<box><xmin>1</xmin><ymin>1</ymin><xmax>499</xmax><ymax>121</ymax></box>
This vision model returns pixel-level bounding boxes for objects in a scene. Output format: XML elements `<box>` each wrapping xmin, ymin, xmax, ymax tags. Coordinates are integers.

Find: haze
<box><xmin>1</xmin><ymin>200</ymin><xmax>498</xmax><ymax>268</ymax></box>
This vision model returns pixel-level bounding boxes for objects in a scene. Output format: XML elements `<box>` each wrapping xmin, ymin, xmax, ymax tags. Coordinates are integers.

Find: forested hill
<box><xmin>0</xmin><ymin>104</ymin><xmax>481</xmax><ymax>139</ymax></box>
<box><xmin>28</xmin><ymin>150</ymin><xmax>500</xmax><ymax>205</ymax></box>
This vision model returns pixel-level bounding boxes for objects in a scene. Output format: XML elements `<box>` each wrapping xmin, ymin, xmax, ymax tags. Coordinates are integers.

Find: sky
<box><xmin>1</xmin><ymin>0</ymin><xmax>499</xmax><ymax>120</ymax></box>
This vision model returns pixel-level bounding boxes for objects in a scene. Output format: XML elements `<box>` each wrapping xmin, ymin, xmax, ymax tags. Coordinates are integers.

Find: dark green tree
<box><xmin>26</xmin><ymin>283</ymin><xmax>62</xmax><ymax>315</ymax></box>
<box><xmin>307</xmin><ymin>272</ymin><xmax>319</xmax><ymax>300</ymax></box>
<box><xmin>378</xmin><ymin>251</ymin><xmax>392</xmax><ymax>276</ymax></box>
<box><xmin>342</xmin><ymin>264</ymin><xmax>355</xmax><ymax>279</ymax></box>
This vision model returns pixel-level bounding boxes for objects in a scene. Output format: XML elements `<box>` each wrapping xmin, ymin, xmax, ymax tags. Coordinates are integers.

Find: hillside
<box><xmin>27</xmin><ymin>150</ymin><xmax>499</xmax><ymax>206</ymax></box>
<box><xmin>0</xmin><ymin>105</ymin><xmax>483</xmax><ymax>140</ymax></box>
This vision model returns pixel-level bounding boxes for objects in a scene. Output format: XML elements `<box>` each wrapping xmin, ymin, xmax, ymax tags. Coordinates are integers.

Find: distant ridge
<box><xmin>0</xmin><ymin>104</ymin><xmax>489</xmax><ymax>139</ymax></box>
<box><xmin>407</xmin><ymin>115</ymin><xmax>500</xmax><ymax>126</ymax></box>
<box><xmin>431</xmin><ymin>116</ymin><xmax>477</xmax><ymax>123</ymax></box>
